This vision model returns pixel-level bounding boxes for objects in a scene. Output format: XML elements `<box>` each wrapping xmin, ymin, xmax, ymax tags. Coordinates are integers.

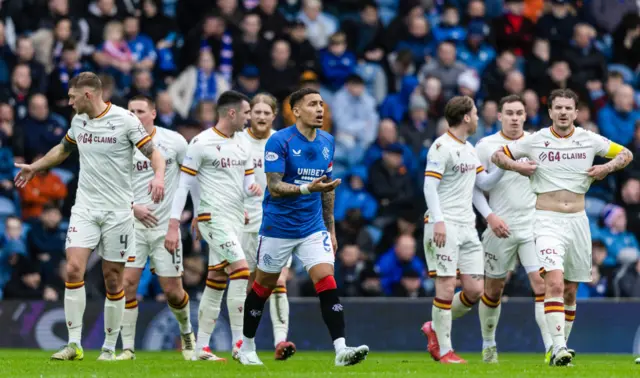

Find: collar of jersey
<box><xmin>550</xmin><ymin>126</ymin><xmax>575</xmax><ymax>139</ymax></box>
<box><xmin>212</xmin><ymin>126</ymin><xmax>230</xmax><ymax>138</ymax></box>
<box><xmin>500</xmin><ymin>130</ymin><xmax>524</xmax><ymax>140</ymax></box>
<box><xmin>446</xmin><ymin>130</ymin><xmax>465</xmax><ymax>144</ymax></box>
<box><xmin>149</xmin><ymin>127</ymin><xmax>157</xmax><ymax>139</ymax></box>
<box><xmin>247</xmin><ymin>127</ymin><xmax>266</xmax><ymax>140</ymax></box>
<box><xmin>90</xmin><ymin>102</ymin><xmax>112</xmax><ymax>120</ymax></box>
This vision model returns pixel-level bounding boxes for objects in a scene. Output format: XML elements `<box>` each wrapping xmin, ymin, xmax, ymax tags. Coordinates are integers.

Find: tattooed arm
<box><xmin>603</xmin><ymin>147</ymin><xmax>633</xmax><ymax>173</ymax></box>
<box><xmin>138</xmin><ymin>141</ymin><xmax>166</xmax><ymax>202</ymax></box>
<box><xmin>491</xmin><ymin>148</ymin><xmax>521</xmax><ymax>171</ymax></box>
<box><xmin>588</xmin><ymin>146</ymin><xmax>634</xmax><ymax>180</ymax></box>
<box><xmin>266</xmin><ymin>172</ymin><xmax>302</xmax><ymax>198</ymax></box>
<box><xmin>322</xmin><ymin>190</ymin><xmax>338</xmax><ymax>253</ymax></box>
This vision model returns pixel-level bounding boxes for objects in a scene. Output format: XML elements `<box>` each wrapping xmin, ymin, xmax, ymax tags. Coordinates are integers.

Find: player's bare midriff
<box><xmin>535</xmin><ymin>190</ymin><xmax>584</xmax><ymax>213</ymax></box>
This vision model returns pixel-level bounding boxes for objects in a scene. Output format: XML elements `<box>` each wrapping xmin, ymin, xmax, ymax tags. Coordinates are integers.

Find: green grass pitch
<box><xmin>0</xmin><ymin>350</ymin><xmax>637</xmax><ymax>377</ymax></box>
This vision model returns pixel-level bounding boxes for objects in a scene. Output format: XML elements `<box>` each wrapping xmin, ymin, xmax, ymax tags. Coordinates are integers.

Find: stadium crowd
<box><xmin>0</xmin><ymin>0</ymin><xmax>639</xmax><ymax>302</ymax></box>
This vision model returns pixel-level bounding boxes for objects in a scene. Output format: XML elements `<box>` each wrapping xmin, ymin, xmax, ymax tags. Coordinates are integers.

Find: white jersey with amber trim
<box><xmin>424</xmin><ymin>131</ymin><xmax>484</xmax><ymax>225</ymax></box>
<box><xmin>132</xmin><ymin>126</ymin><xmax>188</xmax><ymax>229</ymax></box>
<box><xmin>65</xmin><ymin>103</ymin><xmax>152</xmax><ymax>211</ymax></box>
<box><xmin>502</xmin><ymin>127</ymin><xmax>611</xmax><ymax>195</ymax></box>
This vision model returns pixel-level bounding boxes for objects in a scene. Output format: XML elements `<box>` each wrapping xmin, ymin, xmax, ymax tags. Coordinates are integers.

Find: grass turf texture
<box><xmin>0</xmin><ymin>350</ymin><xmax>637</xmax><ymax>377</ymax></box>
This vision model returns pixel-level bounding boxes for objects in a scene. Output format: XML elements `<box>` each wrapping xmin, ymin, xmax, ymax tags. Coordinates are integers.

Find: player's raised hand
<box><xmin>247</xmin><ymin>183</ymin><xmax>262</xmax><ymax>197</ymax></box>
<box><xmin>433</xmin><ymin>221</ymin><xmax>446</xmax><ymax>248</ymax></box>
<box><xmin>133</xmin><ymin>205</ymin><xmax>158</xmax><ymax>228</ymax></box>
<box><xmin>308</xmin><ymin>175</ymin><xmax>342</xmax><ymax>193</ymax></box>
<box><xmin>164</xmin><ymin>222</ymin><xmax>180</xmax><ymax>254</ymax></box>
<box><xmin>587</xmin><ymin>165</ymin><xmax>611</xmax><ymax>180</ymax></box>
<box><xmin>148</xmin><ymin>176</ymin><xmax>165</xmax><ymax>203</ymax></box>
<box><xmin>487</xmin><ymin>213</ymin><xmax>510</xmax><ymax>238</ymax></box>
<box><xmin>14</xmin><ymin>163</ymin><xmax>36</xmax><ymax>188</ymax></box>
<box><xmin>191</xmin><ymin>217</ymin><xmax>202</xmax><ymax>240</ymax></box>
<box><xmin>514</xmin><ymin>160</ymin><xmax>537</xmax><ymax>177</ymax></box>
<box><xmin>244</xmin><ymin>210</ymin><xmax>250</xmax><ymax>225</ymax></box>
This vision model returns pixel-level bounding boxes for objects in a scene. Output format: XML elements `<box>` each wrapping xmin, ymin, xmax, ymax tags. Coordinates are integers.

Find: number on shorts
<box><xmin>172</xmin><ymin>248</ymin><xmax>182</xmax><ymax>265</ymax></box>
<box><xmin>120</xmin><ymin>234</ymin><xmax>128</xmax><ymax>249</ymax></box>
<box><xmin>322</xmin><ymin>231</ymin><xmax>331</xmax><ymax>252</ymax></box>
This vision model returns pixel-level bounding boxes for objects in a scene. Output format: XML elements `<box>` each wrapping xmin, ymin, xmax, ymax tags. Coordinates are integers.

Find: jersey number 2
<box><xmin>322</xmin><ymin>231</ymin><xmax>331</xmax><ymax>253</ymax></box>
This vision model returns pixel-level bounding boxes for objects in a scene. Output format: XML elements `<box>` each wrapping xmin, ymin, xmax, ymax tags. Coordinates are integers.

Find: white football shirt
<box><xmin>238</xmin><ymin>127</ymin><xmax>276</xmax><ymax>233</ymax></box>
<box><xmin>424</xmin><ymin>131</ymin><xmax>484</xmax><ymax>225</ymax></box>
<box><xmin>65</xmin><ymin>102</ymin><xmax>152</xmax><ymax>211</ymax></box>
<box><xmin>476</xmin><ymin>131</ymin><xmax>535</xmax><ymax>229</ymax></box>
<box><xmin>180</xmin><ymin>127</ymin><xmax>254</xmax><ymax>228</ymax></box>
<box><xmin>132</xmin><ymin>126</ymin><xmax>188</xmax><ymax>229</ymax></box>
<box><xmin>503</xmin><ymin>127</ymin><xmax>611</xmax><ymax>195</ymax></box>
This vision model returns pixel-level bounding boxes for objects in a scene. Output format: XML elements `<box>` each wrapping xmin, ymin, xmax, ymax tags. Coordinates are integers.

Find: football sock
<box><xmin>479</xmin><ymin>293</ymin><xmax>501</xmax><ymax>349</ymax></box>
<box><xmin>103</xmin><ymin>289</ymin><xmax>125</xmax><ymax>352</ymax></box>
<box><xmin>64</xmin><ymin>281</ymin><xmax>86</xmax><ymax>347</ymax></box>
<box><xmin>315</xmin><ymin>276</ymin><xmax>345</xmax><ymax>351</ymax></box>
<box><xmin>432</xmin><ymin>297</ymin><xmax>453</xmax><ymax>356</ymax></box>
<box><xmin>168</xmin><ymin>292</ymin><xmax>192</xmax><ymax>335</ymax></box>
<box><xmin>451</xmin><ymin>291</ymin><xmax>476</xmax><ymax>320</ymax></box>
<box><xmin>535</xmin><ymin>294</ymin><xmax>553</xmax><ymax>351</ymax></box>
<box><xmin>564</xmin><ymin>303</ymin><xmax>576</xmax><ymax>344</ymax></box>
<box><xmin>241</xmin><ymin>281</ymin><xmax>272</xmax><ymax>351</ymax></box>
<box><xmin>544</xmin><ymin>297</ymin><xmax>566</xmax><ymax>351</ymax></box>
<box><xmin>196</xmin><ymin>280</ymin><xmax>226</xmax><ymax>351</ymax></box>
<box><xmin>121</xmin><ymin>298</ymin><xmax>139</xmax><ymax>351</ymax></box>
<box><xmin>271</xmin><ymin>285</ymin><xmax>290</xmax><ymax>346</ymax></box>
<box><xmin>227</xmin><ymin>268</ymin><xmax>250</xmax><ymax>344</ymax></box>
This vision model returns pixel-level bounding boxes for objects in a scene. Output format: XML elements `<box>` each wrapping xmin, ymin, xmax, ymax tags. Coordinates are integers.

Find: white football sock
<box><xmin>451</xmin><ymin>291</ymin><xmax>475</xmax><ymax>320</ymax></box>
<box><xmin>432</xmin><ymin>298</ymin><xmax>453</xmax><ymax>356</ymax></box>
<box><xmin>227</xmin><ymin>269</ymin><xmax>249</xmax><ymax>344</ymax></box>
<box><xmin>168</xmin><ymin>292</ymin><xmax>193</xmax><ymax>335</ymax></box>
<box><xmin>270</xmin><ymin>286</ymin><xmax>290</xmax><ymax>346</ymax></box>
<box><xmin>333</xmin><ymin>337</ymin><xmax>346</xmax><ymax>353</ymax></box>
<box><xmin>564</xmin><ymin>303</ymin><xmax>576</xmax><ymax>344</ymax></box>
<box><xmin>121</xmin><ymin>299</ymin><xmax>139</xmax><ymax>351</ymax></box>
<box><xmin>479</xmin><ymin>294</ymin><xmax>501</xmax><ymax>349</ymax></box>
<box><xmin>544</xmin><ymin>297</ymin><xmax>566</xmax><ymax>351</ymax></box>
<box><xmin>535</xmin><ymin>295</ymin><xmax>553</xmax><ymax>351</ymax></box>
<box><xmin>64</xmin><ymin>281</ymin><xmax>86</xmax><ymax>347</ymax></box>
<box><xmin>103</xmin><ymin>289</ymin><xmax>125</xmax><ymax>352</ymax></box>
<box><xmin>196</xmin><ymin>281</ymin><xmax>225</xmax><ymax>351</ymax></box>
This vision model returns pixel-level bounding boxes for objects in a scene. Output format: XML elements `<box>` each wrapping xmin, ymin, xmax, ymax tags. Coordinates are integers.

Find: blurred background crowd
<box><xmin>0</xmin><ymin>0</ymin><xmax>639</xmax><ymax>303</ymax></box>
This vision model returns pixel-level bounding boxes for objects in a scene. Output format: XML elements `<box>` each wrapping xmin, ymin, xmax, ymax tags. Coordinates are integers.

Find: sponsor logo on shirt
<box><xmin>265</xmin><ymin>152</ymin><xmax>278</xmax><ymax>161</ymax></box>
<box><xmin>76</xmin><ymin>133</ymin><xmax>117</xmax><ymax>144</ymax></box>
<box><xmin>452</xmin><ymin>163</ymin><xmax>476</xmax><ymax>173</ymax></box>
<box><xmin>538</xmin><ymin>152</ymin><xmax>587</xmax><ymax>162</ymax></box>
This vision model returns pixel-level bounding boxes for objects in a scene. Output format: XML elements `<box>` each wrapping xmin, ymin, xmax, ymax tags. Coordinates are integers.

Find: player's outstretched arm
<box><xmin>14</xmin><ymin>136</ymin><xmax>74</xmax><ymax>188</ymax></box>
<box><xmin>266</xmin><ymin>172</ymin><xmax>303</xmax><ymax>197</ymax></box>
<box><xmin>139</xmin><ymin>142</ymin><xmax>166</xmax><ymax>203</ymax></box>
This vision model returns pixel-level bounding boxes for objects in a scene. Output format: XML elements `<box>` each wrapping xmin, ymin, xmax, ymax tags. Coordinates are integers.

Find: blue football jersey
<box><xmin>260</xmin><ymin>125</ymin><xmax>335</xmax><ymax>239</ymax></box>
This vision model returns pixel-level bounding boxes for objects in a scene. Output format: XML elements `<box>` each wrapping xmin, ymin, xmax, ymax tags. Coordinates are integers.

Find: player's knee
<box><xmin>123</xmin><ymin>277</ymin><xmax>138</xmax><ymax>298</ymax></box>
<box><xmin>65</xmin><ymin>259</ymin><xmax>85</xmax><ymax>282</ymax></box>
<box><xmin>545</xmin><ymin>274</ymin><xmax>564</xmax><ymax>297</ymax></box>
<box><xmin>563</xmin><ymin>283</ymin><xmax>577</xmax><ymax>304</ymax></box>
<box><xmin>434</xmin><ymin>277</ymin><xmax>456</xmax><ymax>299</ymax></box>
<box><xmin>255</xmin><ymin>271</ymin><xmax>279</xmax><ymax>289</ymax></box>
<box><xmin>484</xmin><ymin>278</ymin><xmax>505</xmax><ymax>299</ymax></box>
<box><xmin>464</xmin><ymin>286</ymin><xmax>483</xmax><ymax>303</ymax></box>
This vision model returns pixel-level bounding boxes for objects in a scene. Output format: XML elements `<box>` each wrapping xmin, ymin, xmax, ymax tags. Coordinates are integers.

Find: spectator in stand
<box><xmin>522</xmin><ymin>89</ymin><xmax>550</xmax><ymax>130</ymax></box>
<box><xmin>598</xmin><ymin>204</ymin><xmax>640</xmax><ymax>267</ymax></box>
<box><xmin>180</xmin><ymin>12</ymin><xmax>234</xmax><ymax>77</ymax></box>
<box><xmin>85</xmin><ymin>0</ymin><xmax>122</xmax><ymax>49</ymax></box>
<box><xmin>140</xmin><ymin>0</ymin><xmax>179</xmax><ymax>44</ymax></box>
<box><xmin>154</xmin><ymin>91</ymin><xmax>184</xmax><ymax>130</ymax></box>
<box><xmin>168</xmin><ymin>49</ymin><xmax>230</xmax><ymax>119</ymax></box>
<box><xmin>432</xmin><ymin>4</ymin><xmax>466</xmax><ymax>45</ymax></box>
<box><xmin>286</xmin><ymin>20</ymin><xmax>318</xmax><ymax>73</ymax></box>
<box><xmin>359</xmin><ymin>263</ymin><xmax>382</xmax><ymax>296</ymax></box>
<box><xmin>490</xmin><ymin>0</ymin><xmax>535</xmax><ymax>57</ymax></box>
<box><xmin>94</xmin><ymin>21</ymin><xmax>135</xmax><ymax>88</ymax></box>
<box><xmin>194</xmin><ymin>100</ymin><xmax>217</xmax><ymax>129</ymax></box>
<box><xmin>27</xmin><ymin>203</ymin><xmax>66</xmax><ymax>293</ymax></box>
<box><xmin>392</xmin><ymin>268</ymin><xmax>429</xmax><ymax>298</ymax></box>
<box><xmin>97</xmin><ymin>73</ymin><xmax>127</xmax><ymax>108</ymax></box>
<box><xmin>614</xmin><ymin>258</ymin><xmax>640</xmax><ymax>298</ymax></box>
<box><xmin>394</xmin><ymin>16</ymin><xmax>435</xmax><ymax>69</ymax></box>
<box><xmin>125</xmin><ymin>69</ymin><xmax>156</xmax><ymax>100</ymax></box>
<box><xmin>335</xmin><ymin>208</ymin><xmax>375</xmax><ymax>258</ymax></box>
<box><xmin>399</xmin><ymin>94</ymin><xmax>433</xmax><ymax>155</ymax></box>
<box><xmin>0</xmin><ymin>127</ymin><xmax>14</xmax><ymax>199</ymax></box>
<box><xmin>335</xmin><ymin>166</ymin><xmax>378</xmax><ymax>223</ymax></box>
<box><xmin>12</xmin><ymin>36</ymin><xmax>48</xmax><ymax>93</ymax></box>
<box><xmin>538</xmin><ymin>60</ymin><xmax>574</xmax><ymax>106</ymax></box>
<box><xmin>563</xmin><ymin>23</ymin><xmax>607</xmax><ymax>89</ymax></box>
<box><xmin>123</xmin><ymin>15</ymin><xmax>157</xmax><ymax>73</ymax></box>
<box><xmin>333</xmin><ymin>74</ymin><xmax>379</xmax><ymax>162</ymax></box>
<box><xmin>591</xmin><ymin>71</ymin><xmax>625</xmax><ymax>113</ymax></box>
<box><xmin>260</xmin><ymin>39</ymin><xmax>300</xmax><ymax>102</ymax></box>
<box><xmin>363</xmin><ymin>119</ymin><xmax>416</xmax><ymax>174</ymax></box>
<box><xmin>457</xmin><ymin>69</ymin><xmax>481</xmax><ymax>100</ymax></box>
<box><xmin>535</xmin><ymin>0</ymin><xmax>577</xmax><ymax>58</ymax></box>
<box><xmin>0</xmin><ymin>103</ymin><xmax>24</xmax><ymax>164</ymax></box>
<box><xmin>282</xmin><ymin>71</ymin><xmax>332</xmax><ymax>132</ymax></box>
<box><xmin>379</xmin><ymin>75</ymin><xmax>419</xmax><ymax>124</ymax></box>
<box><xmin>470</xmin><ymin>100</ymin><xmax>499</xmax><ymax>142</ymax></box>
<box><xmin>255</xmin><ymin>0</ymin><xmax>288</xmax><ymax>42</ymax></box>
<box><xmin>335</xmin><ymin>244</ymin><xmax>366</xmax><ymax>297</ymax></box>
<box><xmin>612</xmin><ymin>13</ymin><xmax>640</xmax><ymax>69</ymax></box>
<box><xmin>375</xmin><ymin>234</ymin><xmax>425</xmax><ymax>295</ymax></box>
<box><xmin>525</xmin><ymin>38</ymin><xmax>550</xmax><ymax>96</ymax></box>
<box><xmin>418</xmin><ymin>41</ymin><xmax>466</xmax><ymax>100</ymax></box>
<box><xmin>341</xmin><ymin>2</ymin><xmax>385</xmax><ymax>57</ymax></box>
<box><xmin>297</xmin><ymin>0</ymin><xmax>338</xmax><ymax>50</ymax></box>
<box><xmin>577</xmin><ymin>265</ymin><xmax>609</xmax><ymax>298</ymax></box>
<box><xmin>18</xmin><ymin>154</ymin><xmax>68</xmax><ymax>222</ymax></box>
<box><xmin>20</xmin><ymin>94</ymin><xmax>67</xmax><ymax>163</ymax></box>
<box><xmin>0</xmin><ymin>64</ymin><xmax>34</xmax><ymax>121</ymax></box>
<box><xmin>481</xmin><ymin>49</ymin><xmax>516</xmax><ymax>101</ymax></box>
<box><xmin>233</xmin><ymin>65</ymin><xmax>262</xmax><ymax>98</ymax></box>
<box><xmin>598</xmin><ymin>85</ymin><xmax>640</xmax><ymax>146</ymax></box>
<box><xmin>355</xmin><ymin>46</ymin><xmax>388</xmax><ymax>105</ymax></box>
<box><xmin>456</xmin><ymin>20</ymin><xmax>495</xmax><ymax>75</ymax></box>
<box><xmin>0</xmin><ymin>217</ymin><xmax>27</xmax><ymax>299</ymax></box>
<box><xmin>367</xmin><ymin>143</ymin><xmax>415</xmax><ymax>218</ymax></box>
<box><xmin>217</xmin><ymin>0</ymin><xmax>245</xmax><ymax>33</ymax></box>
<box><xmin>319</xmin><ymin>32</ymin><xmax>357</xmax><ymax>93</ymax></box>
<box><xmin>234</xmin><ymin>12</ymin><xmax>271</xmax><ymax>72</ymax></box>
<box><xmin>588</xmin><ymin>0</ymin><xmax>639</xmax><ymax>35</ymax></box>
<box><xmin>575</xmin><ymin>102</ymin><xmax>598</xmax><ymax>131</ymax></box>
<box><xmin>48</xmin><ymin>41</ymin><xmax>88</xmax><ymax>120</ymax></box>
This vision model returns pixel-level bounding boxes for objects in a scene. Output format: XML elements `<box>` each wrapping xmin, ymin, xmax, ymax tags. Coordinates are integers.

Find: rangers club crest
<box><xmin>322</xmin><ymin>147</ymin><xmax>330</xmax><ymax>160</ymax></box>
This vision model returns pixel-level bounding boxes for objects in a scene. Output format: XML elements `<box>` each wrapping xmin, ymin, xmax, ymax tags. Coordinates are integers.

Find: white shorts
<box><xmin>241</xmin><ymin>231</ymin><xmax>292</xmax><ymax>272</ymax></box>
<box><xmin>66</xmin><ymin>207</ymin><xmax>135</xmax><ymax>263</ymax></box>
<box><xmin>126</xmin><ymin>228</ymin><xmax>183</xmax><ymax>277</ymax></box>
<box><xmin>256</xmin><ymin>231</ymin><xmax>334</xmax><ymax>274</ymax></box>
<box><xmin>534</xmin><ymin>210</ymin><xmax>592</xmax><ymax>282</ymax></box>
<box><xmin>198</xmin><ymin>219</ymin><xmax>245</xmax><ymax>271</ymax></box>
<box><xmin>482</xmin><ymin>227</ymin><xmax>539</xmax><ymax>278</ymax></box>
<box><xmin>424</xmin><ymin>222</ymin><xmax>483</xmax><ymax>278</ymax></box>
